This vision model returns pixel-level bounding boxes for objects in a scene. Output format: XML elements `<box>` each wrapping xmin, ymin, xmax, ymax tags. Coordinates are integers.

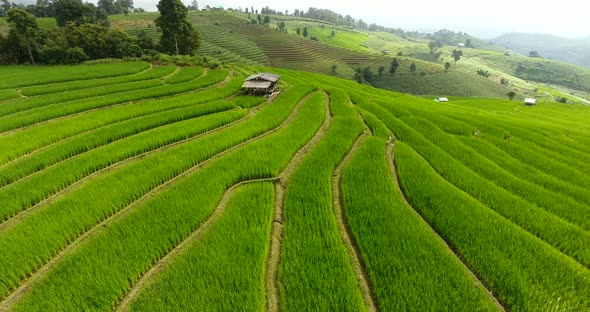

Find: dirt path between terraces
<box><xmin>332</xmin><ymin>133</ymin><xmax>379</xmax><ymax>312</ymax></box>
<box><xmin>386</xmin><ymin>142</ymin><xmax>506</xmax><ymax>312</ymax></box>
<box><xmin>265</xmin><ymin>92</ymin><xmax>332</xmax><ymax>312</ymax></box>
<box><xmin>115</xmin><ymin>177</ymin><xmax>278</xmax><ymax>311</ymax></box>
<box><xmin>0</xmin><ymin>108</ymin><xmax>248</xmax><ymax>233</ymax></box>
<box><xmin>117</xmin><ymin>91</ymin><xmax>331</xmax><ymax>311</ymax></box>
<box><xmin>0</xmin><ymin>91</ymin><xmax>312</xmax><ymax>310</ymax></box>
<box><xmin>0</xmin><ymin>74</ymin><xmax>270</xmax><ymax>229</ymax></box>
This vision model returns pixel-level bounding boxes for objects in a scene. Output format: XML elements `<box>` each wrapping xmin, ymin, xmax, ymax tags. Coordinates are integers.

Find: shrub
<box><xmin>65</xmin><ymin>47</ymin><xmax>89</xmax><ymax>64</ymax></box>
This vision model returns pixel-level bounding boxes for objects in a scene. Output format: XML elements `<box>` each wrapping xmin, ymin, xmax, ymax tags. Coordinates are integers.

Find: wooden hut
<box><xmin>242</xmin><ymin>73</ymin><xmax>280</xmax><ymax>96</ymax></box>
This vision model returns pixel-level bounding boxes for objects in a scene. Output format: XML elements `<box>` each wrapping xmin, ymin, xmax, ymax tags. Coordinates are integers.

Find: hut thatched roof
<box><xmin>245</xmin><ymin>73</ymin><xmax>280</xmax><ymax>83</ymax></box>
<box><xmin>242</xmin><ymin>81</ymin><xmax>272</xmax><ymax>89</ymax></box>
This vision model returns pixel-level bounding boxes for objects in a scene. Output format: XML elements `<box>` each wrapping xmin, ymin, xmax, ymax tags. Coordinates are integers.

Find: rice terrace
<box><xmin>1</xmin><ymin>1</ymin><xmax>590</xmax><ymax>311</ymax></box>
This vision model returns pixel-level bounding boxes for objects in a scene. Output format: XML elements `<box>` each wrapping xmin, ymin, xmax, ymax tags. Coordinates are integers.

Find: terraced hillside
<box><xmin>1</xmin><ymin>62</ymin><xmax>590</xmax><ymax>311</ymax></box>
<box><xmin>3</xmin><ymin>11</ymin><xmax>589</xmax><ymax>101</ymax></box>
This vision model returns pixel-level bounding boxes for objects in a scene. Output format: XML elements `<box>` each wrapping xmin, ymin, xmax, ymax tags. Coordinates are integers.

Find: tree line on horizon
<box><xmin>0</xmin><ymin>0</ymin><xmax>199</xmax><ymax>64</ymax></box>
<box><xmin>0</xmin><ymin>0</ymin><xmax>138</xmax><ymax>19</ymax></box>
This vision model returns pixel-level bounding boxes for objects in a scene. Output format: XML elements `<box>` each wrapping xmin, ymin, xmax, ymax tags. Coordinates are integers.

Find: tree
<box><xmin>389</xmin><ymin>57</ymin><xmax>399</xmax><ymax>75</ymax></box>
<box><xmin>155</xmin><ymin>0</ymin><xmax>199</xmax><ymax>55</ymax></box>
<box><xmin>53</xmin><ymin>0</ymin><xmax>107</xmax><ymax>26</ymax></box>
<box><xmin>137</xmin><ymin>29</ymin><xmax>154</xmax><ymax>49</ymax></box>
<box><xmin>0</xmin><ymin>0</ymin><xmax>10</xmax><ymax>16</ymax></box>
<box><xmin>428</xmin><ymin>41</ymin><xmax>438</xmax><ymax>54</ymax></box>
<box><xmin>357</xmin><ymin>19</ymin><xmax>367</xmax><ymax>30</ymax></box>
<box><xmin>256</xmin><ymin>14</ymin><xmax>261</xmax><ymax>24</ymax></box>
<box><xmin>54</xmin><ymin>0</ymin><xmax>85</xmax><ymax>26</ymax></box>
<box><xmin>97</xmin><ymin>0</ymin><xmax>115</xmax><ymax>15</ymax></box>
<box><xmin>331</xmin><ymin>64</ymin><xmax>337</xmax><ymax>73</ymax></box>
<box><xmin>302</xmin><ymin>27</ymin><xmax>308</xmax><ymax>38</ymax></box>
<box><xmin>528</xmin><ymin>50</ymin><xmax>541</xmax><ymax>58</ymax></box>
<box><xmin>410</xmin><ymin>62</ymin><xmax>416</xmax><ymax>74</ymax></box>
<box><xmin>114</xmin><ymin>0</ymin><xmax>133</xmax><ymax>14</ymax></box>
<box><xmin>466</xmin><ymin>38</ymin><xmax>472</xmax><ymax>48</ymax></box>
<box><xmin>278</xmin><ymin>21</ymin><xmax>285</xmax><ymax>30</ymax></box>
<box><xmin>378</xmin><ymin>65</ymin><xmax>384</xmax><ymax>77</ymax></box>
<box><xmin>263</xmin><ymin>15</ymin><xmax>270</xmax><ymax>24</ymax></box>
<box><xmin>187</xmin><ymin>0</ymin><xmax>198</xmax><ymax>10</ymax></box>
<box><xmin>507</xmin><ymin>91</ymin><xmax>516</xmax><ymax>100</ymax></box>
<box><xmin>330</xmin><ymin>30</ymin><xmax>335</xmax><ymax>37</ymax></box>
<box><xmin>354</xmin><ymin>67</ymin><xmax>362</xmax><ymax>83</ymax></box>
<box><xmin>7</xmin><ymin>8</ymin><xmax>39</xmax><ymax>64</ymax></box>
<box><xmin>451</xmin><ymin>49</ymin><xmax>463</xmax><ymax>64</ymax></box>
<box><xmin>362</xmin><ymin>66</ymin><xmax>373</xmax><ymax>82</ymax></box>
<box><xmin>444</xmin><ymin>62</ymin><xmax>451</xmax><ymax>72</ymax></box>
<box><xmin>296</xmin><ymin>27</ymin><xmax>300</xmax><ymax>35</ymax></box>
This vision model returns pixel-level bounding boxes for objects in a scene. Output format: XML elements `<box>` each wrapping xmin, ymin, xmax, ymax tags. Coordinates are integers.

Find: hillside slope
<box><xmin>1</xmin><ymin>62</ymin><xmax>590</xmax><ymax>311</ymax></box>
<box><xmin>493</xmin><ymin>33</ymin><xmax>590</xmax><ymax>68</ymax></box>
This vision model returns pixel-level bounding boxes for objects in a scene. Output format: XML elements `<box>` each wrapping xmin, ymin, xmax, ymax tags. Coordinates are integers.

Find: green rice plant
<box><xmin>354</xmin><ymin>107</ymin><xmax>392</xmax><ymax>140</ymax></box>
<box><xmin>0</xmin><ymin>84</ymin><xmax>315</xmax><ymax>301</ymax></box>
<box><xmin>362</xmin><ymin>102</ymin><xmax>590</xmax><ymax>268</ymax></box>
<box><xmin>0</xmin><ymin>79</ymin><xmax>165</xmax><ymax>118</ymax></box>
<box><xmin>20</xmin><ymin>66</ymin><xmax>177</xmax><ymax>96</ymax></box>
<box><xmin>490</xmin><ymin>119</ymin><xmax>590</xmax><ymax>162</ymax></box>
<box><xmin>447</xmin><ymin>114</ymin><xmax>590</xmax><ymax>191</ymax></box>
<box><xmin>0</xmin><ymin>62</ymin><xmax>151</xmax><ymax>89</ymax></box>
<box><xmin>395</xmin><ymin>141</ymin><xmax>590</xmax><ymax>311</ymax></box>
<box><xmin>163</xmin><ymin>66</ymin><xmax>204</xmax><ymax>84</ymax></box>
<box><xmin>279</xmin><ymin>102</ymin><xmax>367</xmax><ymax>310</ymax></box>
<box><xmin>129</xmin><ymin>182</ymin><xmax>274</xmax><ymax>312</ymax></box>
<box><xmin>420</xmin><ymin>112</ymin><xmax>590</xmax><ymax>207</ymax></box>
<box><xmin>0</xmin><ymin>89</ymin><xmax>18</xmax><ymax>101</ymax></box>
<box><xmin>0</xmin><ymin>72</ymin><xmax>240</xmax><ymax>165</ymax></box>
<box><xmin>0</xmin><ymin>69</ymin><xmax>230</xmax><ymax>132</ymax></box>
<box><xmin>324</xmin><ymin>88</ymin><xmax>356</xmax><ymax>118</ymax></box>
<box><xmin>0</xmin><ymin>105</ymin><xmax>245</xmax><ymax>221</ymax></box>
<box><xmin>341</xmin><ymin>137</ymin><xmax>498</xmax><ymax>311</ymax></box>
<box><xmin>7</xmin><ymin>88</ymin><xmax>324</xmax><ymax>311</ymax></box>
<box><xmin>408</xmin><ymin>113</ymin><xmax>590</xmax><ymax>205</ymax></box>
<box><xmin>0</xmin><ymin>100</ymin><xmax>250</xmax><ymax>188</ymax></box>
<box><xmin>231</xmin><ymin>95</ymin><xmax>267</xmax><ymax>109</ymax></box>
<box><xmin>401</xmin><ymin>115</ymin><xmax>590</xmax><ymax>232</ymax></box>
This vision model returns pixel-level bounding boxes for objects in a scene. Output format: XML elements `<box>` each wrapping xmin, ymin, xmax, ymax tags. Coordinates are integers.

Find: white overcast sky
<box><xmin>135</xmin><ymin>0</ymin><xmax>588</xmax><ymax>38</ymax></box>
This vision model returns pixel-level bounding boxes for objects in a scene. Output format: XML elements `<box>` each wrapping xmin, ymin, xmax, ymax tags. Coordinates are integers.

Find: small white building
<box><xmin>457</xmin><ymin>43</ymin><xmax>466</xmax><ymax>48</ymax></box>
<box><xmin>434</xmin><ymin>97</ymin><xmax>449</xmax><ymax>102</ymax></box>
<box><xmin>524</xmin><ymin>98</ymin><xmax>537</xmax><ymax>106</ymax></box>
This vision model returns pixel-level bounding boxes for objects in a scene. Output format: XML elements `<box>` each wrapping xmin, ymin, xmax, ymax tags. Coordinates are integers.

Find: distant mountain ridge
<box><xmin>493</xmin><ymin>32</ymin><xmax>590</xmax><ymax>68</ymax></box>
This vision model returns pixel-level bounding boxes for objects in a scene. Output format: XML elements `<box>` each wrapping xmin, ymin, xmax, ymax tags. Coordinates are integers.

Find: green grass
<box><xmin>395</xmin><ymin>141</ymin><xmax>590</xmax><ymax>311</ymax></box>
<box><xmin>0</xmin><ymin>62</ymin><xmax>150</xmax><ymax>89</ymax></box>
<box><xmin>342</xmin><ymin>137</ymin><xmax>498</xmax><ymax>311</ymax></box>
<box><xmin>129</xmin><ymin>182</ymin><xmax>274</xmax><ymax>311</ymax></box>
<box><xmin>0</xmin><ymin>74</ymin><xmax>243</xmax><ymax>165</ymax></box>
<box><xmin>163</xmin><ymin>66</ymin><xmax>204</xmax><ymax>84</ymax></box>
<box><xmin>0</xmin><ymin>69</ymin><xmax>230</xmax><ymax>132</ymax></box>
<box><xmin>0</xmin><ymin>104</ymin><xmax>245</xmax><ymax>221</ymax></box>
<box><xmin>279</xmin><ymin>93</ymin><xmax>367</xmax><ymax>311</ymax></box>
<box><xmin>20</xmin><ymin>65</ymin><xmax>176</xmax><ymax>96</ymax></box>
<box><xmin>9</xmin><ymin>84</ymin><xmax>324</xmax><ymax>311</ymax></box>
<box><xmin>482</xmin><ymin>54</ymin><xmax>590</xmax><ymax>91</ymax></box>
<box><xmin>1</xmin><ymin>62</ymin><xmax>590</xmax><ymax>311</ymax></box>
<box><xmin>0</xmin><ymin>79</ymin><xmax>166</xmax><ymax>118</ymax></box>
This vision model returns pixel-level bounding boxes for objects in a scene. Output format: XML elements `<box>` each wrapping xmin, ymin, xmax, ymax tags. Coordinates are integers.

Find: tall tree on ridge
<box><xmin>7</xmin><ymin>8</ymin><xmax>39</xmax><ymax>64</ymax></box>
<box><xmin>155</xmin><ymin>0</ymin><xmax>199</xmax><ymax>55</ymax></box>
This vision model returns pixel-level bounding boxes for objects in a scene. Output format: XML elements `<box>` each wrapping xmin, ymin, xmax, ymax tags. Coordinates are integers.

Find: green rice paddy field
<box><xmin>0</xmin><ymin>61</ymin><xmax>589</xmax><ymax>311</ymax></box>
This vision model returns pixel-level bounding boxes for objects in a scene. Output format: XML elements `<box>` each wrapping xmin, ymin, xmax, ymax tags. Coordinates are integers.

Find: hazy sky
<box><xmin>129</xmin><ymin>0</ymin><xmax>588</xmax><ymax>38</ymax></box>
